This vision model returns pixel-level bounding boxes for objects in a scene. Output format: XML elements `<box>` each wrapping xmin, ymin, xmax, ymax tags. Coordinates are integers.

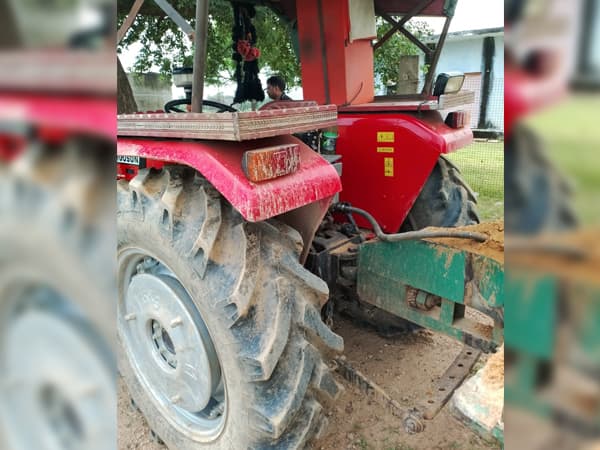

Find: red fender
<box><xmin>504</xmin><ymin>67</ymin><xmax>567</xmax><ymax>139</ymax></box>
<box><xmin>0</xmin><ymin>94</ymin><xmax>115</xmax><ymax>141</ymax></box>
<box><xmin>117</xmin><ymin>135</ymin><xmax>342</xmax><ymax>223</ymax></box>
<box><xmin>336</xmin><ymin>110</ymin><xmax>472</xmax><ymax>232</ymax></box>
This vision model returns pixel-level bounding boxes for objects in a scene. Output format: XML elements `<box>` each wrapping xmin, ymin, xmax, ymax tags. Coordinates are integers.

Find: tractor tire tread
<box><xmin>118</xmin><ymin>166</ymin><xmax>343</xmax><ymax>450</ymax></box>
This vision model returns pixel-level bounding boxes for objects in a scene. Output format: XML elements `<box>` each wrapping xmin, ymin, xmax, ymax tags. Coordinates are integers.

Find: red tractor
<box><xmin>118</xmin><ymin>1</ymin><xmax>494</xmax><ymax>448</ymax></box>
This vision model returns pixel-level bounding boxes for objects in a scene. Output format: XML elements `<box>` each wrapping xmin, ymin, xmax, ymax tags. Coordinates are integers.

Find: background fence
<box><xmin>446</xmin><ymin>77</ymin><xmax>504</xmax><ymax>222</ymax></box>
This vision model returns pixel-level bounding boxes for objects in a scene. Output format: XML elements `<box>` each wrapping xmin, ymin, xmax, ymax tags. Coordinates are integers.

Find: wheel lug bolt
<box><xmin>170</xmin><ymin>317</ymin><xmax>183</xmax><ymax>328</ymax></box>
<box><xmin>170</xmin><ymin>394</ymin><xmax>182</xmax><ymax>404</ymax></box>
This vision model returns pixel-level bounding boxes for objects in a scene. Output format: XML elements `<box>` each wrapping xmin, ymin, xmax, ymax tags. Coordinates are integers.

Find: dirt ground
<box><xmin>427</xmin><ymin>220</ymin><xmax>504</xmax><ymax>263</ymax></box>
<box><xmin>119</xmin><ymin>315</ymin><xmax>500</xmax><ymax>450</ymax></box>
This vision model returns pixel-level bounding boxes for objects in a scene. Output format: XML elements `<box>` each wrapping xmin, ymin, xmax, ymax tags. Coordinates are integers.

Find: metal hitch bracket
<box><xmin>335</xmin><ymin>345</ymin><xmax>481</xmax><ymax>434</ymax></box>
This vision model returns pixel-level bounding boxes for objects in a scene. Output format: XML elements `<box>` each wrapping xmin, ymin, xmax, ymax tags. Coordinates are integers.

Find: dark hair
<box><xmin>266</xmin><ymin>75</ymin><xmax>286</xmax><ymax>92</ymax></box>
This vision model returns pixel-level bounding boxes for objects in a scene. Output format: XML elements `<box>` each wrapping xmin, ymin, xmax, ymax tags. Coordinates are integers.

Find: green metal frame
<box><xmin>505</xmin><ymin>270</ymin><xmax>557</xmax><ymax>359</ymax></box>
<box><xmin>356</xmin><ymin>239</ymin><xmax>504</xmax><ymax>353</ymax></box>
<box><xmin>504</xmin><ymin>268</ymin><xmax>600</xmax><ymax>430</ymax></box>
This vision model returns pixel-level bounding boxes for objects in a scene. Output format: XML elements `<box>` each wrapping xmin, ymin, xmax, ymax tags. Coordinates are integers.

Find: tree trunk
<box><xmin>118</xmin><ymin>56</ymin><xmax>138</xmax><ymax>114</ymax></box>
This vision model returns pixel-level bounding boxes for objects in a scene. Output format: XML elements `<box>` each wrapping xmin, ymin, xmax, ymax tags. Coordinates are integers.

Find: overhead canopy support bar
<box><xmin>191</xmin><ymin>0</ymin><xmax>209</xmax><ymax>113</ymax></box>
<box><xmin>117</xmin><ymin>0</ymin><xmax>146</xmax><ymax>44</ymax></box>
<box><xmin>153</xmin><ymin>0</ymin><xmax>194</xmax><ymax>36</ymax></box>
<box><xmin>118</xmin><ymin>0</ymin><xmax>193</xmax><ymax>44</ymax></box>
<box><xmin>380</xmin><ymin>13</ymin><xmax>433</xmax><ymax>56</ymax></box>
<box><xmin>422</xmin><ymin>16</ymin><xmax>452</xmax><ymax>95</ymax></box>
<box><xmin>374</xmin><ymin>0</ymin><xmax>435</xmax><ymax>50</ymax></box>
<box><xmin>373</xmin><ymin>0</ymin><xmax>456</xmax><ymax>17</ymax></box>
<box><xmin>374</xmin><ymin>0</ymin><xmax>452</xmax><ymax>97</ymax></box>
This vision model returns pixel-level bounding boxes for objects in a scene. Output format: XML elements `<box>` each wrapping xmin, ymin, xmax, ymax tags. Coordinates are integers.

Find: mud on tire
<box><xmin>118</xmin><ymin>166</ymin><xmax>344</xmax><ymax>449</ymax></box>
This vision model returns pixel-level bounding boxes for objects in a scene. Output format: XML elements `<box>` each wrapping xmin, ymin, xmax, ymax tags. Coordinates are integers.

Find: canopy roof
<box><xmin>117</xmin><ymin>0</ymin><xmax>458</xmax><ymax>21</ymax></box>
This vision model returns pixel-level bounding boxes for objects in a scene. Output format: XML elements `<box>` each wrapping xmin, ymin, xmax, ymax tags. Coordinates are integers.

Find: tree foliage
<box><xmin>118</xmin><ymin>1</ymin><xmax>433</xmax><ymax>91</ymax></box>
<box><xmin>373</xmin><ymin>19</ymin><xmax>434</xmax><ymax>92</ymax></box>
<box><xmin>118</xmin><ymin>0</ymin><xmax>299</xmax><ymax>86</ymax></box>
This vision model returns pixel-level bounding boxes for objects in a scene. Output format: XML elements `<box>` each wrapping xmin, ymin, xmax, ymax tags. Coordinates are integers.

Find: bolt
<box><xmin>124</xmin><ymin>313</ymin><xmax>137</xmax><ymax>321</ymax></box>
<box><xmin>208</xmin><ymin>402</ymin><xmax>224</xmax><ymax>419</ymax></box>
<box><xmin>149</xmin><ymin>430</ymin><xmax>164</xmax><ymax>445</ymax></box>
<box><xmin>170</xmin><ymin>394</ymin><xmax>182</xmax><ymax>404</ymax></box>
<box><xmin>130</xmin><ymin>397</ymin><xmax>140</xmax><ymax>412</ymax></box>
<box><xmin>170</xmin><ymin>317</ymin><xmax>183</xmax><ymax>328</ymax></box>
<box><xmin>137</xmin><ymin>257</ymin><xmax>158</xmax><ymax>274</ymax></box>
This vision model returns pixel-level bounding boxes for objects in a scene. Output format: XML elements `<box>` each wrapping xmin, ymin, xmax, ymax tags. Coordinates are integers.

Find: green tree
<box><xmin>117</xmin><ymin>1</ymin><xmax>433</xmax><ymax>111</ymax></box>
<box><xmin>118</xmin><ymin>0</ymin><xmax>299</xmax><ymax>87</ymax></box>
<box><xmin>373</xmin><ymin>19</ymin><xmax>434</xmax><ymax>92</ymax></box>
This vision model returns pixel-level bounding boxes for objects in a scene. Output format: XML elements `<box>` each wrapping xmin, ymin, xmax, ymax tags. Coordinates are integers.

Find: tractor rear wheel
<box><xmin>118</xmin><ymin>166</ymin><xmax>343</xmax><ymax>449</ymax></box>
<box><xmin>505</xmin><ymin>125</ymin><xmax>577</xmax><ymax>233</ymax></box>
<box><xmin>401</xmin><ymin>156</ymin><xmax>480</xmax><ymax>230</ymax></box>
<box><xmin>0</xmin><ymin>145</ymin><xmax>115</xmax><ymax>450</ymax></box>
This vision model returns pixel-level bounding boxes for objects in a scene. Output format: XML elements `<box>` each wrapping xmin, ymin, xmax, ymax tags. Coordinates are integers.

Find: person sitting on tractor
<box><xmin>265</xmin><ymin>75</ymin><xmax>292</xmax><ymax>101</ymax></box>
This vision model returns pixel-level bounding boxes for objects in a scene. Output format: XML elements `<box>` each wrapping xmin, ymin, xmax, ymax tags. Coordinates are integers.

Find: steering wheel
<box><xmin>164</xmin><ymin>99</ymin><xmax>237</xmax><ymax>113</ymax></box>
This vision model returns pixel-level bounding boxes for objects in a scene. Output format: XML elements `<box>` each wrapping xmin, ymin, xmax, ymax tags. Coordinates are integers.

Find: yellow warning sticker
<box><xmin>377</xmin><ymin>132</ymin><xmax>395</xmax><ymax>143</ymax></box>
<box><xmin>384</xmin><ymin>157</ymin><xmax>394</xmax><ymax>177</ymax></box>
<box><xmin>377</xmin><ymin>146</ymin><xmax>394</xmax><ymax>153</ymax></box>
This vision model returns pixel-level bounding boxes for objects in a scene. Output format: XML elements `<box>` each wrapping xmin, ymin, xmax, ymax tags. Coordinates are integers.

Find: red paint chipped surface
<box><xmin>118</xmin><ymin>135</ymin><xmax>342</xmax><ymax>222</ymax></box>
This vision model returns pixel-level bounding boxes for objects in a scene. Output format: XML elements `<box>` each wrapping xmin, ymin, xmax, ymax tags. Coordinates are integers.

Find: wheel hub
<box><xmin>1</xmin><ymin>307</ymin><xmax>114</xmax><ymax>450</ymax></box>
<box><xmin>150</xmin><ymin>319</ymin><xmax>178</xmax><ymax>369</ymax></box>
<box><xmin>123</xmin><ymin>272</ymin><xmax>220</xmax><ymax>413</ymax></box>
<box><xmin>39</xmin><ymin>384</ymin><xmax>83</xmax><ymax>447</ymax></box>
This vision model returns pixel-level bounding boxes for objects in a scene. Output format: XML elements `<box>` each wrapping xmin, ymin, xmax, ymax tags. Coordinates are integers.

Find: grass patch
<box><xmin>527</xmin><ymin>94</ymin><xmax>600</xmax><ymax>225</ymax></box>
<box><xmin>446</xmin><ymin>142</ymin><xmax>504</xmax><ymax>222</ymax></box>
<box><xmin>448</xmin><ymin>95</ymin><xmax>600</xmax><ymax>225</ymax></box>
<box><xmin>357</xmin><ymin>436</ymin><xmax>369</xmax><ymax>450</ymax></box>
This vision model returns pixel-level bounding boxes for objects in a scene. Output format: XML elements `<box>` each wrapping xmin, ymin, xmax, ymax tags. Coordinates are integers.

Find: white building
<box><xmin>427</xmin><ymin>27</ymin><xmax>504</xmax><ymax>133</ymax></box>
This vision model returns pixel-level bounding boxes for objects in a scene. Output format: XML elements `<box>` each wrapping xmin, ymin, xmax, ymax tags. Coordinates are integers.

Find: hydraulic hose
<box><xmin>332</xmin><ymin>203</ymin><xmax>489</xmax><ymax>243</ymax></box>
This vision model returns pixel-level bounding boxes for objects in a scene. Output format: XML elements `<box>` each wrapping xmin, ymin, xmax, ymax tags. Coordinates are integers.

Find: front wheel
<box><xmin>118</xmin><ymin>166</ymin><xmax>343</xmax><ymax>449</ymax></box>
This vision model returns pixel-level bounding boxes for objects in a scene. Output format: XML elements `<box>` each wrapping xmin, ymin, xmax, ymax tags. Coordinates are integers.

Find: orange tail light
<box><xmin>242</xmin><ymin>144</ymin><xmax>300</xmax><ymax>183</ymax></box>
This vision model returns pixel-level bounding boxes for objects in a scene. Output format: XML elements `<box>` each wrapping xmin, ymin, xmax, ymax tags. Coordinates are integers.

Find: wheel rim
<box><xmin>119</xmin><ymin>250</ymin><xmax>227</xmax><ymax>440</ymax></box>
<box><xmin>0</xmin><ymin>281</ymin><xmax>114</xmax><ymax>450</ymax></box>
